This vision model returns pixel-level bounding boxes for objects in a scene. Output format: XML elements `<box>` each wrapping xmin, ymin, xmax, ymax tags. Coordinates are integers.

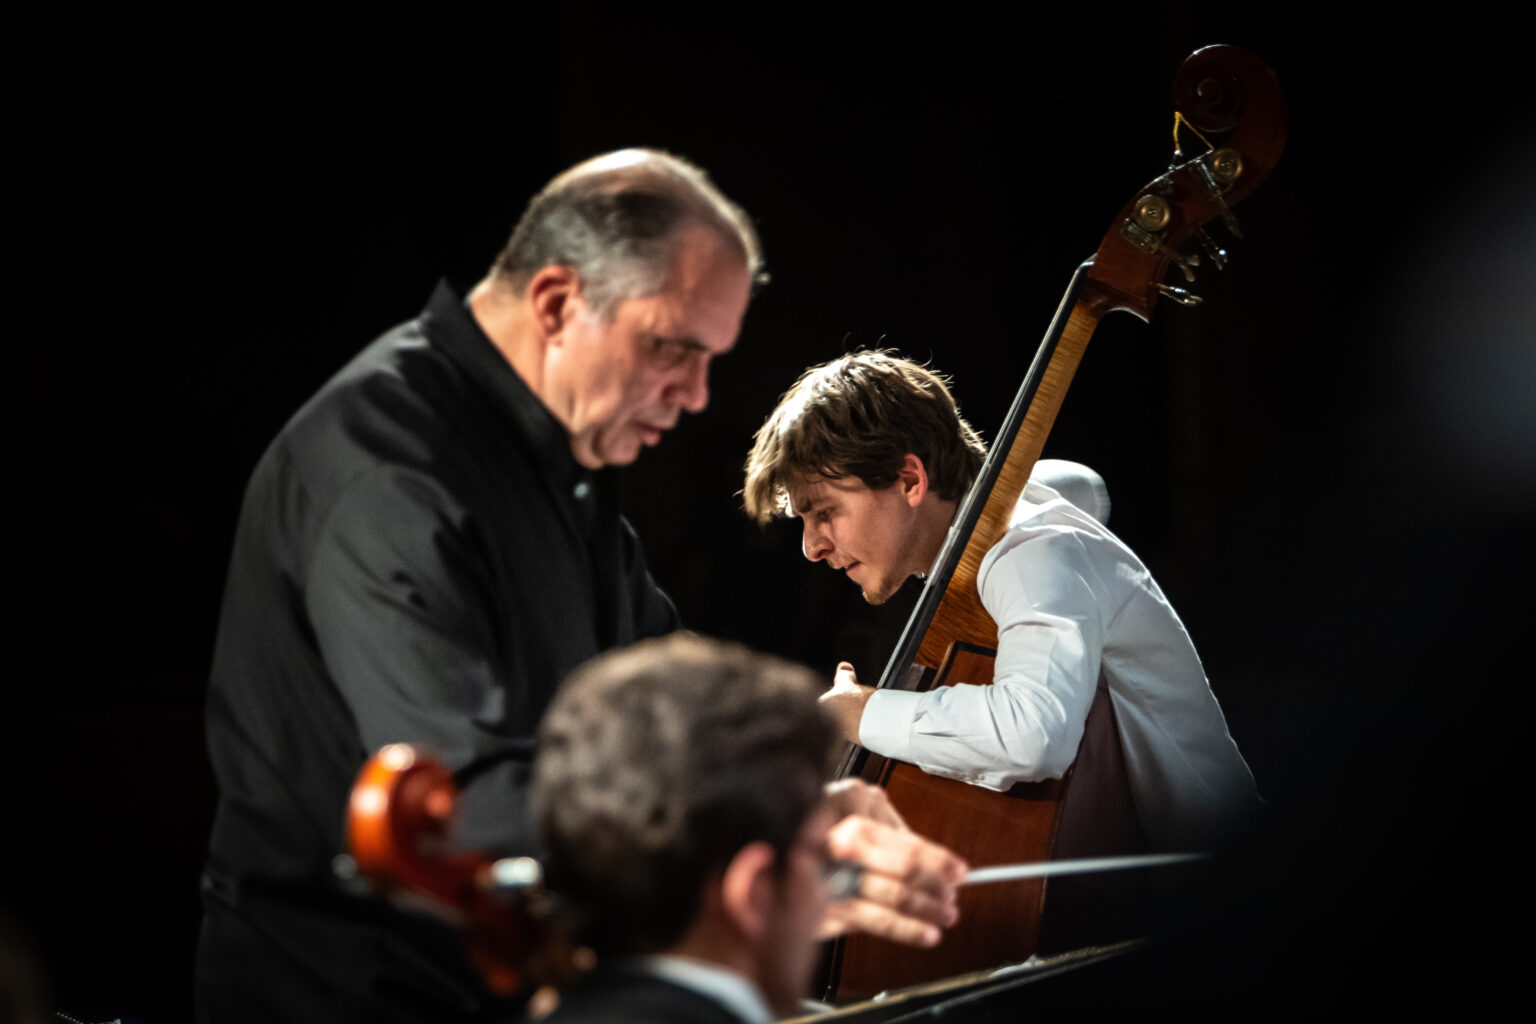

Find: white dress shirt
<box><xmin>859</xmin><ymin>461</ymin><xmax>1261</xmax><ymax>850</ymax></box>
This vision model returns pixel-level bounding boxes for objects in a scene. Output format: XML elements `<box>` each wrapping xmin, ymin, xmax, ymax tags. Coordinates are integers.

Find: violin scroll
<box><xmin>344</xmin><ymin>744</ymin><xmax>585</xmax><ymax>996</ymax></box>
<box><xmin>348</xmin><ymin>743</ymin><xmax>477</xmax><ymax>905</ymax></box>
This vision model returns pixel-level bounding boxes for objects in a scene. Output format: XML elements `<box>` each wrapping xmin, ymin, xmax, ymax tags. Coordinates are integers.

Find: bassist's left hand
<box><xmin>820</xmin><ymin>662</ymin><xmax>876</xmax><ymax>746</ymax></box>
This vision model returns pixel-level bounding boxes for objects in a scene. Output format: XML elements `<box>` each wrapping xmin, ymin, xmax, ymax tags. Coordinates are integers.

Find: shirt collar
<box><xmin>620</xmin><ymin>954</ymin><xmax>773</xmax><ymax>1024</ymax></box>
<box><xmin>418</xmin><ymin>278</ymin><xmax>596</xmax><ymax>497</ymax></box>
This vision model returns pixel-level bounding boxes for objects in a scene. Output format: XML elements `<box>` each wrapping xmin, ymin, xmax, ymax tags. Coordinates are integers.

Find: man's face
<box><xmin>791</xmin><ymin>473</ymin><xmax>927</xmax><ymax>605</ymax></box>
<box><xmin>756</xmin><ymin>806</ymin><xmax>837</xmax><ymax>1014</ymax></box>
<box><xmin>552</xmin><ymin>224</ymin><xmax>752</xmax><ymax>469</ymax></box>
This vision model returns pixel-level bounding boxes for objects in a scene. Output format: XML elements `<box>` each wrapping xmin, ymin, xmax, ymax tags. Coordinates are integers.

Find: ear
<box><xmin>719</xmin><ymin>840</ymin><xmax>778</xmax><ymax>942</ymax></box>
<box><xmin>896</xmin><ymin>453</ymin><xmax>931</xmax><ymax>508</ymax></box>
<box><xmin>525</xmin><ymin>264</ymin><xmax>582</xmax><ymax>345</ymax></box>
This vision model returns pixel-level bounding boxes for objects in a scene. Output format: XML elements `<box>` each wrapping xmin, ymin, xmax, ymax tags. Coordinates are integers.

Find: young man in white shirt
<box><xmin>743</xmin><ymin>351</ymin><xmax>1261</xmax><ymax>854</ymax></box>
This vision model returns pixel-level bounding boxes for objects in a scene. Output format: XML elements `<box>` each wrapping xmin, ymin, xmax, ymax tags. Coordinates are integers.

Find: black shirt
<box><xmin>196</xmin><ymin>281</ymin><xmax>679</xmax><ymax>1023</ymax></box>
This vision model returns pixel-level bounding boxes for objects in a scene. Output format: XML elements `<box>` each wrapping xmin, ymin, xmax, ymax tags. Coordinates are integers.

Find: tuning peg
<box><xmin>1157</xmin><ymin>283</ymin><xmax>1203</xmax><ymax>306</ymax></box>
<box><xmin>1194</xmin><ymin>149</ymin><xmax>1244</xmax><ymax>238</ymax></box>
<box><xmin>1211</xmin><ymin>195</ymin><xmax>1243</xmax><ymax>238</ymax></box>
<box><xmin>1168</xmin><ymin>250</ymin><xmax>1199</xmax><ymax>283</ymax></box>
<box><xmin>1193</xmin><ymin>227</ymin><xmax>1228</xmax><ymax>270</ymax></box>
<box><xmin>1121</xmin><ymin>214</ymin><xmax>1200</xmax><ymax>282</ymax></box>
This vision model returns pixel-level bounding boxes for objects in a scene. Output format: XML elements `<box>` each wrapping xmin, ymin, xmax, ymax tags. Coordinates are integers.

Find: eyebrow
<box><xmin>650</xmin><ymin>332</ymin><xmax>709</xmax><ymax>353</ymax></box>
<box><xmin>790</xmin><ymin>493</ymin><xmax>822</xmax><ymax>516</ymax></box>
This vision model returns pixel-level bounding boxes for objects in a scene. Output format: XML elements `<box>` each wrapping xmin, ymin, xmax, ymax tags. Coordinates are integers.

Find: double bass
<box><xmin>822</xmin><ymin>43</ymin><xmax>1287</xmax><ymax>1000</ymax></box>
<box><xmin>341</xmin><ymin>42</ymin><xmax>1288</xmax><ymax>1017</ymax></box>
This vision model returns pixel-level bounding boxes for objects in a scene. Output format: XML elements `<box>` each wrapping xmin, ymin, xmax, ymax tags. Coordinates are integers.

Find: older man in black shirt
<box><xmin>196</xmin><ymin>150</ymin><xmax>964</xmax><ymax>1023</ymax></box>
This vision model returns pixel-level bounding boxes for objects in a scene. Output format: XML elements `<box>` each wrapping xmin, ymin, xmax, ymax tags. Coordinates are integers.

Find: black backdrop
<box><xmin>10</xmin><ymin>4</ymin><xmax>1532</xmax><ymax>1019</ymax></box>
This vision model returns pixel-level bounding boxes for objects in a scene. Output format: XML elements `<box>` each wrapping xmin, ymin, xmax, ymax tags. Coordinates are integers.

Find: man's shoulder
<box><xmin>977</xmin><ymin>497</ymin><xmax>1137</xmax><ymax>607</ymax></box>
<box><xmin>279</xmin><ymin>304</ymin><xmax>537</xmax><ymax>477</ymax></box>
<box><xmin>984</xmin><ymin>497</ymin><xmax>1107</xmax><ymax>559</ymax></box>
<box><xmin>295</xmin><ymin>315</ymin><xmax>457</xmax><ymax>434</ymax></box>
<box><xmin>226</xmin><ymin>321</ymin><xmax>556</xmax><ymax>576</ymax></box>
<box><xmin>245</xmin><ymin>327</ymin><xmax>443</xmax><ymax>496</ymax></box>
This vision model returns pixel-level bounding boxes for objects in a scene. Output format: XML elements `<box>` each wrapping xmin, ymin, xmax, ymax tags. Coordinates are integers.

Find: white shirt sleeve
<box><xmin>857</xmin><ymin>524</ymin><xmax>1107</xmax><ymax>791</ymax></box>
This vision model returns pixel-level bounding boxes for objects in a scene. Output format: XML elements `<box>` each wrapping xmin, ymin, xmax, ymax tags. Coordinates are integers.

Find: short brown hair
<box><xmin>532</xmin><ymin>634</ymin><xmax>836</xmax><ymax>957</ymax></box>
<box><xmin>743</xmin><ymin>350</ymin><xmax>986</xmax><ymax>522</ymax></box>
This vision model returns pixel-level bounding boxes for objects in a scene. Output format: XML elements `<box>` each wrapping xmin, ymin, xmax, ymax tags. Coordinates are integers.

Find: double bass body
<box><xmin>821</xmin><ymin>43</ymin><xmax>1288</xmax><ymax>1001</ymax></box>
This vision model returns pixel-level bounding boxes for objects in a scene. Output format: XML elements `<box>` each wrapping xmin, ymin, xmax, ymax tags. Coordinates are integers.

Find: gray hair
<box><xmin>492</xmin><ymin>149</ymin><xmax>765</xmax><ymax>319</ymax></box>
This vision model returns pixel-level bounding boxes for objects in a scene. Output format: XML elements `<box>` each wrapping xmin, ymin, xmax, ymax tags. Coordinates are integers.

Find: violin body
<box><xmin>823</xmin><ymin>44</ymin><xmax>1287</xmax><ymax>1000</ymax></box>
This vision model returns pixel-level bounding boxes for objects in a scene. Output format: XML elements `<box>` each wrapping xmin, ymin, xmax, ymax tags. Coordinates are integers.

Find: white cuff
<box><xmin>858</xmin><ymin>688</ymin><xmax>925</xmax><ymax>763</ymax></box>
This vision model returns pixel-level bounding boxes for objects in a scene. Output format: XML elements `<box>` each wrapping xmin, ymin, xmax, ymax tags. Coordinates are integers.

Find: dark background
<box><xmin>9</xmin><ymin>3</ymin><xmax>1531</xmax><ymax>1020</ymax></box>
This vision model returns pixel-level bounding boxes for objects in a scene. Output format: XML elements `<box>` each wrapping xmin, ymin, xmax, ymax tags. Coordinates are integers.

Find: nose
<box><xmin>802</xmin><ymin>519</ymin><xmax>831</xmax><ymax>563</ymax></box>
<box><xmin>670</xmin><ymin>352</ymin><xmax>710</xmax><ymax>413</ymax></box>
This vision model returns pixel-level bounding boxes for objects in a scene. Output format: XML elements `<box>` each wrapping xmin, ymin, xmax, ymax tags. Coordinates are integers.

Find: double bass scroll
<box><xmin>823</xmin><ymin>43</ymin><xmax>1287</xmax><ymax>1001</ymax></box>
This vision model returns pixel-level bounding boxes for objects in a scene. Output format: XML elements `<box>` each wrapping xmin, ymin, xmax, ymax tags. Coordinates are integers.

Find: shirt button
<box><xmin>573</xmin><ymin>480</ymin><xmax>591</xmax><ymax>500</ymax></box>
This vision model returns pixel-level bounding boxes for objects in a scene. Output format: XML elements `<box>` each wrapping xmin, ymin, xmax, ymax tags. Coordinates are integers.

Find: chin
<box><xmin>598</xmin><ymin>443</ymin><xmax>643</xmax><ymax>467</ymax></box>
<box><xmin>859</xmin><ymin>583</ymin><xmax>896</xmax><ymax>606</ymax></box>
